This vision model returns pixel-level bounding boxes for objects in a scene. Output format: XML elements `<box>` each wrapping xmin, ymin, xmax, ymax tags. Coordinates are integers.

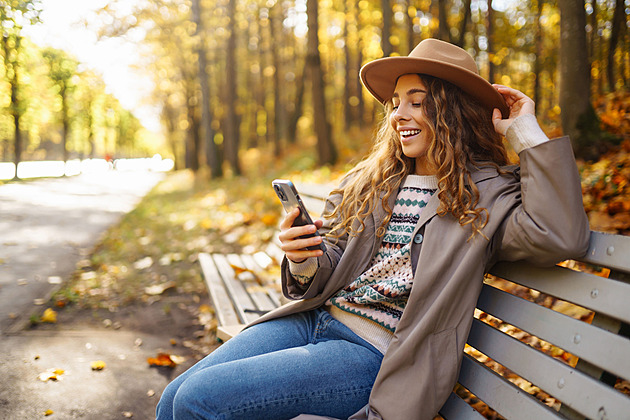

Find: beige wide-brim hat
<box><xmin>360</xmin><ymin>38</ymin><xmax>509</xmax><ymax>118</ymax></box>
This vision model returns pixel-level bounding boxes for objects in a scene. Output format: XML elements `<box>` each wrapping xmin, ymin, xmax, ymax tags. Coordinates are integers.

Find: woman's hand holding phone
<box><xmin>278</xmin><ymin>208</ymin><xmax>325</xmax><ymax>263</ymax></box>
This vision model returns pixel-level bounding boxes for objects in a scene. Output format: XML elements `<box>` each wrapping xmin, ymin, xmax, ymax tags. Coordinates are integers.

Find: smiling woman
<box><xmin>157</xmin><ymin>38</ymin><xmax>590</xmax><ymax>420</ymax></box>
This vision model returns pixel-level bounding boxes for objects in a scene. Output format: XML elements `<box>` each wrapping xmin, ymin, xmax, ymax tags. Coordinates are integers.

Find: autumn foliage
<box><xmin>581</xmin><ymin>93</ymin><xmax>630</xmax><ymax>234</ymax></box>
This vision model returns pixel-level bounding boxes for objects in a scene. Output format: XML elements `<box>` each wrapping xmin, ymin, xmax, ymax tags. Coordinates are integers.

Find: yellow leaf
<box><xmin>229</xmin><ymin>264</ymin><xmax>250</xmax><ymax>276</ymax></box>
<box><xmin>40</xmin><ymin>308</ymin><xmax>57</xmax><ymax>323</ymax></box>
<box><xmin>90</xmin><ymin>360</ymin><xmax>106</xmax><ymax>371</ymax></box>
<box><xmin>199</xmin><ymin>304</ymin><xmax>213</xmax><ymax>314</ymax></box>
<box><xmin>44</xmin><ymin>409</ymin><xmax>54</xmax><ymax>416</ymax></box>
<box><xmin>38</xmin><ymin>369</ymin><xmax>64</xmax><ymax>381</ymax></box>
<box><xmin>147</xmin><ymin>353</ymin><xmax>178</xmax><ymax>368</ymax></box>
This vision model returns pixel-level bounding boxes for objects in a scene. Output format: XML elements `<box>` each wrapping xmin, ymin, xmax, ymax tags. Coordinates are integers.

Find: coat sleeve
<box><xmin>281</xmin><ymin>186</ymin><xmax>349</xmax><ymax>300</ymax></box>
<box><xmin>491</xmin><ymin>136</ymin><xmax>590</xmax><ymax>266</ymax></box>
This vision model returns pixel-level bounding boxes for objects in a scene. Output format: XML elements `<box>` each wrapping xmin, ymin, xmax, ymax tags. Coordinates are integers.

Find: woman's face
<box><xmin>389</xmin><ymin>74</ymin><xmax>434</xmax><ymax>175</ymax></box>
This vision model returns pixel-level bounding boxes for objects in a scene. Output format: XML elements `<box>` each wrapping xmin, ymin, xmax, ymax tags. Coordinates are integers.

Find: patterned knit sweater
<box><xmin>289</xmin><ymin>175</ymin><xmax>438</xmax><ymax>353</ymax></box>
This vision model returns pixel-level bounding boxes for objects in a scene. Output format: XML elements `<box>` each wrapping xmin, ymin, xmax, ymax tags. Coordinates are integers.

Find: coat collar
<box><xmin>371</xmin><ymin>164</ymin><xmax>504</xmax><ymax>234</ymax></box>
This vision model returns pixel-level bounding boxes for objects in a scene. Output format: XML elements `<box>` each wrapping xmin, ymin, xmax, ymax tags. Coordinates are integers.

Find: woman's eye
<box><xmin>412</xmin><ymin>102</ymin><xmax>422</xmax><ymax>107</ymax></box>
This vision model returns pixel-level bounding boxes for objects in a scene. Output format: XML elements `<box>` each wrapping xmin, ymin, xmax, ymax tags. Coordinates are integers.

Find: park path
<box><xmin>0</xmin><ymin>170</ymin><xmax>164</xmax><ymax>334</ymax></box>
<box><xmin>0</xmin><ymin>169</ymin><xmax>198</xmax><ymax>419</ymax></box>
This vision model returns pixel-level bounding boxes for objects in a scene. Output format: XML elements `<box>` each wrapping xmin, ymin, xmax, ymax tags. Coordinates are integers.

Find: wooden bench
<box><xmin>198</xmin><ymin>183</ymin><xmax>630</xmax><ymax>419</ymax></box>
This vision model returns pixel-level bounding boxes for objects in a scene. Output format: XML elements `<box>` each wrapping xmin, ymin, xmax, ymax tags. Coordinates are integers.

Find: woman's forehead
<box><xmin>393</xmin><ymin>74</ymin><xmax>426</xmax><ymax>95</ymax></box>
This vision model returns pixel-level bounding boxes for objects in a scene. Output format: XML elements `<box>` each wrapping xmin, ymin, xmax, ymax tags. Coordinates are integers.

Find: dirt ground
<box><xmin>0</xmin><ymin>288</ymin><xmax>221</xmax><ymax>419</ymax></box>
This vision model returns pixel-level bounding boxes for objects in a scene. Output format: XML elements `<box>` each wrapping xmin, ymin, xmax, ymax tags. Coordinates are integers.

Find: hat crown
<box><xmin>409</xmin><ymin>39</ymin><xmax>479</xmax><ymax>75</ymax></box>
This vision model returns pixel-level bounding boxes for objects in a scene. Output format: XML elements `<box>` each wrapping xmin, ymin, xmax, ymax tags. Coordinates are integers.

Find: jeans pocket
<box><xmin>429</xmin><ymin>327</ymin><xmax>458</xmax><ymax>404</ymax></box>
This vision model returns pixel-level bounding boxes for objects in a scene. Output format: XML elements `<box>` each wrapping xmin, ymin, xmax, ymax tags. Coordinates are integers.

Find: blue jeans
<box><xmin>156</xmin><ymin>308</ymin><xmax>383</xmax><ymax>420</ymax></box>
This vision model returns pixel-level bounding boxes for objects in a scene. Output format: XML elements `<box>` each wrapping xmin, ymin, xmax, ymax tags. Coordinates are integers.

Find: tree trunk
<box><xmin>343</xmin><ymin>0</ymin><xmax>353</xmax><ymax>130</ymax></box>
<box><xmin>455</xmin><ymin>0</ymin><xmax>472</xmax><ymax>47</ymax></box>
<box><xmin>438</xmin><ymin>0</ymin><xmax>450</xmax><ymax>42</ymax></box>
<box><xmin>407</xmin><ymin>0</ymin><xmax>415</xmax><ymax>53</ymax></box>
<box><xmin>2</xmin><ymin>34</ymin><xmax>22</xmax><ymax>176</ymax></box>
<box><xmin>306</xmin><ymin>0</ymin><xmax>337</xmax><ymax>165</ymax></box>
<box><xmin>192</xmin><ymin>0</ymin><xmax>222</xmax><ymax>178</ymax></box>
<box><xmin>533</xmin><ymin>0</ymin><xmax>544</xmax><ymax>113</ymax></box>
<box><xmin>185</xmin><ymin>89</ymin><xmax>201</xmax><ymax>171</ymax></box>
<box><xmin>269</xmin><ymin>3</ymin><xmax>285</xmax><ymax>156</ymax></box>
<box><xmin>356</xmin><ymin>45</ymin><xmax>366</xmax><ymax>124</ymax></box>
<box><xmin>287</xmin><ymin>59</ymin><xmax>306</xmax><ymax>144</ymax></box>
<box><xmin>61</xmin><ymin>85</ymin><xmax>69</xmax><ymax>163</ymax></box>
<box><xmin>486</xmin><ymin>0</ymin><xmax>495</xmax><ymax>83</ymax></box>
<box><xmin>607</xmin><ymin>0</ymin><xmax>625</xmax><ymax>92</ymax></box>
<box><xmin>224</xmin><ymin>0</ymin><xmax>241</xmax><ymax>175</ymax></box>
<box><xmin>381</xmin><ymin>0</ymin><xmax>393</xmax><ymax>57</ymax></box>
<box><xmin>557</xmin><ymin>0</ymin><xmax>598</xmax><ymax>157</ymax></box>
<box><xmin>162</xmin><ymin>101</ymin><xmax>181</xmax><ymax>170</ymax></box>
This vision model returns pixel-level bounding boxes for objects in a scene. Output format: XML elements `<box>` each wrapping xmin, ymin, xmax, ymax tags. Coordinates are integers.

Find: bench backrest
<box><xmin>296</xmin><ymin>183</ymin><xmax>630</xmax><ymax>419</ymax></box>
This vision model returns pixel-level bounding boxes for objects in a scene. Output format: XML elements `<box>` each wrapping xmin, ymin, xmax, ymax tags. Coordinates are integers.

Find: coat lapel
<box><xmin>414</xmin><ymin>164</ymin><xmax>504</xmax><ymax>230</ymax></box>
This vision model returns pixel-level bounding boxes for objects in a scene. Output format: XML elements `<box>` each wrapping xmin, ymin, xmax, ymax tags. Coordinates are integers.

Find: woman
<box><xmin>157</xmin><ymin>38</ymin><xmax>590</xmax><ymax>420</ymax></box>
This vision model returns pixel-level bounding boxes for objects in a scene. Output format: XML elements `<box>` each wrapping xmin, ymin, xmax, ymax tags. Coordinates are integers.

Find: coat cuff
<box><xmin>505</xmin><ymin>113</ymin><xmax>549</xmax><ymax>154</ymax></box>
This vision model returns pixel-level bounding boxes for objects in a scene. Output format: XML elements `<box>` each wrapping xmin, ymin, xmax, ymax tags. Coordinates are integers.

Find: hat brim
<box><xmin>360</xmin><ymin>56</ymin><xmax>509</xmax><ymax>118</ymax></box>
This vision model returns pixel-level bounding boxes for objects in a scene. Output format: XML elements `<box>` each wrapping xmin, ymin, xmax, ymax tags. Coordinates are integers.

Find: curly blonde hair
<box><xmin>327</xmin><ymin>74</ymin><xmax>509</xmax><ymax>239</ymax></box>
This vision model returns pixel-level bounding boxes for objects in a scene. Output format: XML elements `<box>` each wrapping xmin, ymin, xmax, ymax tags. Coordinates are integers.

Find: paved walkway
<box><xmin>0</xmin><ymin>170</ymin><xmax>198</xmax><ymax>419</ymax></box>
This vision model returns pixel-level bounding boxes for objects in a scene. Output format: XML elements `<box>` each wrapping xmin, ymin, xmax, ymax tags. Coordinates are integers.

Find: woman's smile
<box><xmin>399</xmin><ymin>129</ymin><xmax>422</xmax><ymax>140</ymax></box>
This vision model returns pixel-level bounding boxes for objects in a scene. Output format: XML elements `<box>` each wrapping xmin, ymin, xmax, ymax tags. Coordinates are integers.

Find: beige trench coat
<box><xmin>249</xmin><ymin>137</ymin><xmax>590</xmax><ymax>420</ymax></box>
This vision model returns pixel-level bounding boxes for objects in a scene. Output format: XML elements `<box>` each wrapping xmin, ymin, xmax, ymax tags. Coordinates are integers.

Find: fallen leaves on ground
<box><xmin>580</xmin><ymin>139</ymin><xmax>630</xmax><ymax>234</ymax></box>
<box><xmin>38</xmin><ymin>368</ymin><xmax>65</xmax><ymax>382</ymax></box>
<box><xmin>147</xmin><ymin>352</ymin><xmax>185</xmax><ymax>368</ymax></box>
<box><xmin>40</xmin><ymin>308</ymin><xmax>57</xmax><ymax>323</ymax></box>
<box><xmin>43</xmin><ymin>409</ymin><xmax>54</xmax><ymax>416</ymax></box>
<box><xmin>144</xmin><ymin>280</ymin><xmax>177</xmax><ymax>296</ymax></box>
<box><xmin>90</xmin><ymin>360</ymin><xmax>106</xmax><ymax>371</ymax></box>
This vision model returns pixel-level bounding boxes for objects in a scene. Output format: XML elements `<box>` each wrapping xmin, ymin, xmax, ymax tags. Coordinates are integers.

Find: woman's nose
<box><xmin>393</xmin><ymin>105</ymin><xmax>409</xmax><ymax>121</ymax></box>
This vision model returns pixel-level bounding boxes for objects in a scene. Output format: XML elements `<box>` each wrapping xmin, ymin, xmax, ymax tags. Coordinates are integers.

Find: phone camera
<box><xmin>274</xmin><ymin>185</ymin><xmax>287</xmax><ymax>201</ymax></box>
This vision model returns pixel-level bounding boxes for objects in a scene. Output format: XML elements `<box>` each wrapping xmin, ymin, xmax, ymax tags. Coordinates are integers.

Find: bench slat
<box><xmin>468</xmin><ymin>319</ymin><xmax>630</xmax><ymax>419</ymax></box>
<box><xmin>264</xmin><ymin>240</ymin><xmax>285</xmax><ymax>266</ymax></box>
<box><xmin>198</xmin><ymin>253</ymin><xmax>241</xmax><ymax>327</ymax></box>
<box><xmin>241</xmin><ymin>253</ymin><xmax>282</xmax><ymax>308</ymax></box>
<box><xmin>294</xmin><ymin>183</ymin><xmax>333</xmax><ymax>200</ymax></box>
<box><xmin>300</xmin><ymin>195</ymin><xmax>326</xmax><ymax>218</ymax></box>
<box><xmin>457</xmin><ymin>354</ymin><xmax>562</xmax><ymax>419</ymax></box>
<box><xmin>438</xmin><ymin>392</ymin><xmax>486</xmax><ymax>420</ymax></box>
<box><xmin>490</xmin><ymin>262</ymin><xmax>630</xmax><ymax>325</ymax></box>
<box><xmin>225</xmin><ymin>254</ymin><xmax>277</xmax><ymax>313</ymax></box>
<box><xmin>478</xmin><ymin>284</ymin><xmax>630</xmax><ymax>382</ymax></box>
<box><xmin>579</xmin><ymin>231</ymin><xmax>630</xmax><ymax>273</ymax></box>
<box><xmin>211</xmin><ymin>254</ymin><xmax>261</xmax><ymax>324</ymax></box>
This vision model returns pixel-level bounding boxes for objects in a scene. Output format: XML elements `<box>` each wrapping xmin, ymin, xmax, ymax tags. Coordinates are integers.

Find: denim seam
<box><xmin>218</xmin><ymin>385</ymin><xmax>374</xmax><ymax>419</ymax></box>
<box><xmin>313</xmin><ymin>313</ymin><xmax>333</xmax><ymax>343</ymax></box>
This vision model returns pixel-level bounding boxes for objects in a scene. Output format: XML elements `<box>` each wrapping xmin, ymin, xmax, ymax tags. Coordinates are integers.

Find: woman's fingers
<box><xmin>279</xmin><ymin>208</ymin><xmax>300</xmax><ymax>230</ymax></box>
<box><xmin>492</xmin><ymin>84</ymin><xmax>536</xmax><ymax>135</ymax></box>
<box><xmin>493</xmin><ymin>84</ymin><xmax>535</xmax><ymax>116</ymax></box>
<box><xmin>278</xmin><ymin>209</ymin><xmax>324</xmax><ymax>262</ymax></box>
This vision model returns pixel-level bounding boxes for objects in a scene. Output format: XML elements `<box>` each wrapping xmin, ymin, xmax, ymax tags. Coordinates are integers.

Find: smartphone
<box><xmin>272</xmin><ymin>179</ymin><xmax>326</xmax><ymax>252</ymax></box>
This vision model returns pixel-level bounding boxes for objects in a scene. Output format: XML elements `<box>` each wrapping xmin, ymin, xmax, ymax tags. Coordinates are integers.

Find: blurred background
<box><xmin>2</xmin><ymin>0</ymin><xmax>628</xmax><ymax>180</ymax></box>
